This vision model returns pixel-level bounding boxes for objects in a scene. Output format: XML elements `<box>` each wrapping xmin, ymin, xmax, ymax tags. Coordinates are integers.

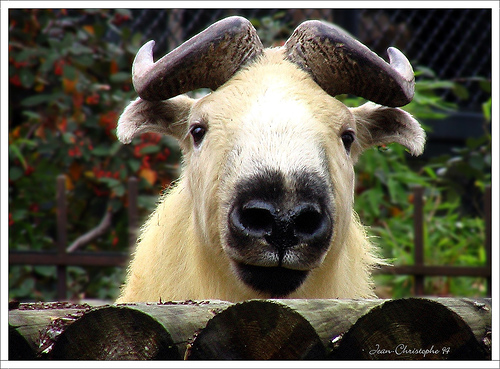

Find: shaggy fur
<box><xmin>116</xmin><ymin>48</ymin><xmax>424</xmax><ymax>303</ymax></box>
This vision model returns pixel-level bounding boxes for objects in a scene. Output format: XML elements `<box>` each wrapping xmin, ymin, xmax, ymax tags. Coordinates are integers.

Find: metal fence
<box><xmin>113</xmin><ymin>8</ymin><xmax>491</xmax><ymax>111</ymax></box>
<box><xmin>9</xmin><ymin>176</ymin><xmax>492</xmax><ymax>300</ymax></box>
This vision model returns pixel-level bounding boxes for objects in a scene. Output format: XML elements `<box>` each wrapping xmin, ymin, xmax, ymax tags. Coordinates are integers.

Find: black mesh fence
<box><xmin>110</xmin><ymin>8</ymin><xmax>491</xmax><ymax>112</ymax></box>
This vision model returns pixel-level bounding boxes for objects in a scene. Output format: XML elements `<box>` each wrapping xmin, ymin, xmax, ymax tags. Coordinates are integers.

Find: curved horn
<box><xmin>284</xmin><ymin>20</ymin><xmax>415</xmax><ymax>107</ymax></box>
<box><xmin>133</xmin><ymin>16</ymin><xmax>263</xmax><ymax>101</ymax></box>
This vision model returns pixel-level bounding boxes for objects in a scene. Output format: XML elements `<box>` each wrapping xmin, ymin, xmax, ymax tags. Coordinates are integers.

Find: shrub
<box><xmin>8</xmin><ymin>9</ymin><xmax>180</xmax><ymax>301</ymax></box>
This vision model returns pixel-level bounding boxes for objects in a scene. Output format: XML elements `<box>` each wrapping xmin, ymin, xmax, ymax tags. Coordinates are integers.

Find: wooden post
<box><xmin>413</xmin><ymin>186</ymin><xmax>425</xmax><ymax>296</ymax></box>
<box><xmin>56</xmin><ymin>175</ymin><xmax>67</xmax><ymax>301</ymax></box>
<box><xmin>127</xmin><ymin>177</ymin><xmax>138</xmax><ymax>250</ymax></box>
<box><xmin>484</xmin><ymin>184</ymin><xmax>491</xmax><ymax>297</ymax></box>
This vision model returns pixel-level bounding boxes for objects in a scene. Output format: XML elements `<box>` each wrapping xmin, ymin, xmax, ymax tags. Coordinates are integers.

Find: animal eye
<box><xmin>190</xmin><ymin>124</ymin><xmax>207</xmax><ymax>146</ymax></box>
<box><xmin>341</xmin><ymin>130</ymin><xmax>355</xmax><ymax>154</ymax></box>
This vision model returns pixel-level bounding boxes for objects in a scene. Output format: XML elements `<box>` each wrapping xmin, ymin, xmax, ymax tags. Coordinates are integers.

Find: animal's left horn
<box><xmin>133</xmin><ymin>16</ymin><xmax>263</xmax><ymax>101</ymax></box>
<box><xmin>285</xmin><ymin>20</ymin><xmax>414</xmax><ymax>107</ymax></box>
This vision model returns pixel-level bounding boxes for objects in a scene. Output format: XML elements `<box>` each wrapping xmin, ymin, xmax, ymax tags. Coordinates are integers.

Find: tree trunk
<box><xmin>8</xmin><ymin>298</ymin><xmax>491</xmax><ymax>360</ymax></box>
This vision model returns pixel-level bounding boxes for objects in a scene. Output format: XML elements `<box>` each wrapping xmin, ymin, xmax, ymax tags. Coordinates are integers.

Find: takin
<box><xmin>115</xmin><ymin>16</ymin><xmax>425</xmax><ymax>302</ymax></box>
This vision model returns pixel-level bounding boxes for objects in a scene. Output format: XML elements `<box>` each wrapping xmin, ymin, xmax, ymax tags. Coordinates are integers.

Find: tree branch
<box><xmin>66</xmin><ymin>209</ymin><xmax>113</xmax><ymax>252</ymax></box>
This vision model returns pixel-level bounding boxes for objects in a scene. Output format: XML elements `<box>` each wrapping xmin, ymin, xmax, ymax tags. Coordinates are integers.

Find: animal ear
<box><xmin>116</xmin><ymin>95</ymin><xmax>194</xmax><ymax>144</ymax></box>
<box><xmin>349</xmin><ymin>102</ymin><xmax>425</xmax><ymax>159</ymax></box>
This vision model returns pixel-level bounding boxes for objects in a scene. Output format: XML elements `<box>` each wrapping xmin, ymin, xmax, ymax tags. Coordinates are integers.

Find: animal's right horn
<box><xmin>285</xmin><ymin>20</ymin><xmax>415</xmax><ymax>107</ymax></box>
<box><xmin>132</xmin><ymin>16</ymin><xmax>263</xmax><ymax>101</ymax></box>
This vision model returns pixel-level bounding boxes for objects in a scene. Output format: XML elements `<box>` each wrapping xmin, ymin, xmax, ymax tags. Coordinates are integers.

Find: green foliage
<box><xmin>8</xmin><ymin>10</ymin><xmax>491</xmax><ymax>301</ymax></box>
<box><xmin>251</xmin><ymin>12</ymin><xmax>291</xmax><ymax>47</ymax></box>
<box><xmin>351</xmin><ymin>73</ymin><xmax>491</xmax><ymax>298</ymax></box>
<box><xmin>8</xmin><ymin>9</ymin><xmax>180</xmax><ymax>301</ymax></box>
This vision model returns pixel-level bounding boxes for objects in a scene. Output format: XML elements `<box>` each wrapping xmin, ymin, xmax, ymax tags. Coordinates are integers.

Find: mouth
<box><xmin>235</xmin><ymin>262</ymin><xmax>309</xmax><ymax>297</ymax></box>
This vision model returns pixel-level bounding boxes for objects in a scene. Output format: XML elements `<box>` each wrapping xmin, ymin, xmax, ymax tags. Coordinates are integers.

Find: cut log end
<box><xmin>329</xmin><ymin>298</ymin><xmax>490</xmax><ymax>360</ymax></box>
<box><xmin>185</xmin><ymin>300</ymin><xmax>325</xmax><ymax>360</ymax></box>
<box><xmin>49</xmin><ymin>306</ymin><xmax>180</xmax><ymax>360</ymax></box>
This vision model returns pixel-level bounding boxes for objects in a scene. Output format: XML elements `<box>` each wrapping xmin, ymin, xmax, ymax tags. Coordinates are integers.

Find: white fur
<box><xmin>115</xmin><ymin>48</ymin><xmax>424</xmax><ymax>303</ymax></box>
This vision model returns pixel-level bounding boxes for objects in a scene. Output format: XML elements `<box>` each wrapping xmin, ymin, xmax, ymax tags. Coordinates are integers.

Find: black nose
<box><xmin>229</xmin><ymin>199</ymin><xmax>331</xmax><ymax>251</ymax></box>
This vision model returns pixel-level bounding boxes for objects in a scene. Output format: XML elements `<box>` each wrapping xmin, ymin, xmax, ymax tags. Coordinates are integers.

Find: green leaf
<box><xmin>19</xmin><ymin>69</ymin><xmax>35</xmax><ymax>88</ymax></box>
<box><xmin>109</xmin><ymin>197</ymin><xmax>123</xmax><ymax>212</ymax></box>
<box><xmin>12</xmin><ymin>208</ymin><xmax>28</xmax><ymax>222</ymax></box>
<box><xmin>63</xmin><ymin>65</ymin><xmax>77</xmax><ymax>80</ymax></box>
<box><xmin>98</xmin><ymin>177</ymin><xmax>120</xmax><ymax>187</ymax></box>
<box><xmin>110</xmin><ymin>72</ymin><xmax>131</xmax><ymax>83</ymax></box>
<box><xmin>21</xmin><ymin>94</ymin><xmax>54</xmax><ymax>107</ymax></box>
<box><xmin>9</xmin><ymin>166</ymin><xmax>24</xmax><ymax>181</ymax></box>
<box><xmin>34</xmin><ymin>266</ymin><xmax>55</xmax><ymax>277</ymax></box>
<box><xmin>16</xmin><ymin>138</ymin><xmax>37</xmax><ymax>149</ymax></box>
<box><xmin>115</xmin><ymin>8</ymin><xmax>132</xmax><ymax>17</ymax></box>
<box><xmin>387</xmin><ymin>177</ymin><xmax>399</xmax><ymax>203</ymax></box>
<box><xmin>128</xmin><ymin>160</ymin><xmax>141</xmax><ymax>173</ymax></box>
<box><xmin>112</xmin><ymin>184</ymin><xmax>126</xmax><ymax>197</ymax></box>
<box><xmin>482</xmin><ymin>98</ymin><xmax>491</xmax><ymax>122</ymax></box>
<box><xmin>93</xmin><ymin>23</ymin><xmax>105</xmax><ymax>39</ymax></box>
<box><xmin>21</xmin><ymin>111</ymin><xmax>42</xmax><ymax>122</ymax></box>
<box><xmin>423</xmin><ymin>166</ymin><xmax>437</xmax><ymax>180</ymax></box>
<box><xmin>121</xmin><ymin>27</ymin><xmax>131</xmax><ymax>42</ymax></box>
<box><xmin>469</xmin><ymin>152</ymin><xmax>484</xmax><ymax>171</ymax></box>
<box><xmin>91</xmin><ymin>144</ymin><xmax>111</xmax><ymax>156</ymax></box>
<box><xmin>73</xmin><ymin>54</ymin><xmax>95</xmax><ymax>67</ymax></box>
<box><xmin>62</xmin><ymin>132</ymin><xmax>75</xmax><ymax>144</ymax></box>
<box><xmin>140</xmin><ymin>145</ymin><xmax>160</xmax><ymax>155</ymax></box>
<box><xmin>478</xmin><ymin>245</ymin><xmax>486</xmax><ymax>263</ymax></box>
<box><xmin>415</xmin><ymin>66</ymin><xmax>436</xmax><ymax>78</ymax></box>
<box><xmin>61</xmin><ymin>33</ymin><xmax>75</xmax><ymax>50</ymax></box>
<box><xmin>16</xmin><ymin>278</ymin><xmax>35</xmax><ymax>297</ymax></box>
<box><xmin>417</xmin><ymin>80</ymin><xmax>456</xmax><ymax>90</ymax></box>
<box><xmin>138</xmin><ymin>195</ymin><xmax>158</xmax><ymax>210</ymax></box>
<box><xmin>452</xmin><ymin>83</ymin><xmax>469</xmax><ymax>100</ymax></box>
<box><xmin>69</xmin><ymin>44</ymin><xmax>94</xmax><ymax>56</ymax></box>
<box><xmin>366</xmin><ymin>190</ymin><xmax>381</xmax><ymax>218</ymax></box>
<box><xmin>16</xmin><ymin>48</ymin><xmax>39</xmax><ymax>61</ymax></box>
<box><xmin>40</xmin><ymin>52</ymin><xmax>59</xmax><ymax>74</ymax></box>
<box><xmin>9</xmin><ymin>144</ymin><xmax>27</xmax><ymax>168</ymax></box>
<box><xmin>109</xmin><ymin>141</ymin><xmax>122</xmax><ymax>156</ymax></box>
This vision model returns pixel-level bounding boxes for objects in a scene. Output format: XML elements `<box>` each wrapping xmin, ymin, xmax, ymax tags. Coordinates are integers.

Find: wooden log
<box><xmin>8</xmin><ymin>298</ymin><xmax>491</xmax><ymax>360</ymax></box>
<box><xmin>8</xmin><ymin>301</ymin><xmax>94</xmax><ymax>359</ymax></box>
<box><xmin>9</xmin><ymin>300</ymin><xmax>232</xmax><ymax>359</ymax></box>
<box><xmin>328</xmin><ymin>298</ymin><xmax>490</xmax><ymax>360</ymax></box>
<box><xmin>50</xmin><ymin>306</ymin><xmax>180</xmax><ymax>360</ymax></box>
<box><xmin>273</xmin><ymin>297</ymin><xmax>492</xmax><ymax>354</ymax></box>
<box><xmin>185</xmin><ymin>300</ymin><xmax>325</xmax><ymax>360</ymax></box>
<box><xmin>118</xmin><ymin>300</ymin><xmax>233</xmax><ymax>358</ymax></box>
<box><xmin>9</xmin><ymin>325</ymin><xmax>36</xmax><ymax>360</ymax></box>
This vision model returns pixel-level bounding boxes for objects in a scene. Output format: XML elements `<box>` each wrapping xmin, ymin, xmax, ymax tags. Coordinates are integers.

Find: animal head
<box><xmin>117</xmin><ymin>17</ymin><xmax>425</xmax><ymax>298</ymax></box>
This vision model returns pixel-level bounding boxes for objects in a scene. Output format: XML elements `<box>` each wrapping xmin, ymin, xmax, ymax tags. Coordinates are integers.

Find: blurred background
<box><xmin>8</xmin><ymin>8</ymin><xmax>492</xmax><ymax>302</ymax></box>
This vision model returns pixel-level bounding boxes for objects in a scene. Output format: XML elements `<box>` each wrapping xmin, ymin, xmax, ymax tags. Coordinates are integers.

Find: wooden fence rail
<box><xmin>9</xmin><ymin>176</ymin><xmax>492</xmax><ymax>300</ymax></box>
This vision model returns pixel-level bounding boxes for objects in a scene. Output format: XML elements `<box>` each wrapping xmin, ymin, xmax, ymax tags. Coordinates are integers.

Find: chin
<box><xmin>234</xmin><ymin>262</ymin><xmax>310</xmax><ymax>298</ymax></box>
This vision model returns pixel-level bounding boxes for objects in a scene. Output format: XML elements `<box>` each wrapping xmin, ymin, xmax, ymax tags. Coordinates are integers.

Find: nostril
<box><xmin>294</xmin><ymin>210</ymin><xmax>323</xmax><ymax>235</ymax></box>
<box><xmin>231</xmin><ymin>200</ymin><xmax>275</xmax><ymax>237</ymax></box>
<box><xmin>241</xmin><ymin>207</ymin><xmax>274</xmax><ymax>233</ymax></box>
<box><xmin>293</xmin><ymin>204</ymin><xmax>328</xmax><ymax>238</ymax></box>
